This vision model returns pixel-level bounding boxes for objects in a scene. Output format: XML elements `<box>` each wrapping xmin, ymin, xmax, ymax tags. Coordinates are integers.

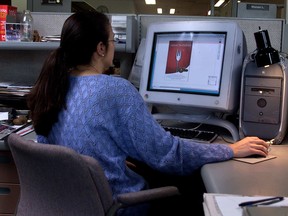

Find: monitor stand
<box><xmin>153</xmin><ymin>113</ymin><xmax>240</xmax><ymax>141</ymax></box>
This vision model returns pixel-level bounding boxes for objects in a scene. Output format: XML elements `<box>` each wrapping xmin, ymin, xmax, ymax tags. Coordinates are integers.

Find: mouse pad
<box><xmin>233</xmin><ymin>155</ymin><xmax>277</xmax><ymax>164</ymax></box>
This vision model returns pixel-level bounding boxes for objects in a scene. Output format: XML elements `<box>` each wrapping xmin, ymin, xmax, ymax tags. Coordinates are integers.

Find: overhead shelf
<box><xmin>0</xmin><ymin>41</ymin><xmax>128</xmax><ymax>52</ymax></box>
<box><xmin>0</xmin><ymin>41</ymin><xmax>59</xmax><ymax>50</ymax></box>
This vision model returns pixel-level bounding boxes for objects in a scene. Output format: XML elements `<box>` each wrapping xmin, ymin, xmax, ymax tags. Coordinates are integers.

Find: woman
<box><xmin>27</xmin><ymin>11</ymin><xmax>269</xmax><ymax>215</ymax></box>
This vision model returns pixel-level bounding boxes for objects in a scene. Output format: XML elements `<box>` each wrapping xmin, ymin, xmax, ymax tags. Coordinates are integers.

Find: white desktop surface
<box><xmin>201</xmin><ymin>145</ymin><xmax>288</xmax><ymax>196</ymax></box>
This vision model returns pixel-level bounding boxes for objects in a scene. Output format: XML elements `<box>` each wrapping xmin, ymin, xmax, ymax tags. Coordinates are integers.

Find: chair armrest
<box><xmin>106</xmin><ymin>186</ymin><xmax>180</xmax><ymax>216</ymax></box>
<box><xmin>116</xmin><ymin>186</ymin><xmax>180</xmax><ymax>206</ymax></box>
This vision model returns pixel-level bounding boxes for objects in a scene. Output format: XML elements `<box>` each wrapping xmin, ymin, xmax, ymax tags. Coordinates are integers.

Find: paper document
<box><xmin>242</xmin><ymin>206</ymin><xmax>288</xmax><ymax>216</ymax></box>
<box><xmin>203</xmin><ymin>193</ymin><xmax>288</xmax><ymax>216</ymax></box>
<box><xmin>0</xmin><ymin>112</ymin><xmax>9</xmax><ymax>121</ymax></box>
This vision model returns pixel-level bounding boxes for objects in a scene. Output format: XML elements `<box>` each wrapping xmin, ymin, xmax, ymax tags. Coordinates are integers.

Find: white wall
<box><xmin>84</xmin><ymin>0</ymin><xmax>136</xmax><ymax>14</ymax></box>
<box><xmin>11</xmin><ymin>0</ymin><xmax>27</xmax><ymax>12</ymax></box>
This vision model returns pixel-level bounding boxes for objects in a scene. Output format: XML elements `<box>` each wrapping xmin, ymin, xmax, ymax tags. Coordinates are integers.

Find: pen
<box><xmin>239</xmin><ymin>196</ymin><xmax>284</xmax><ymax>207</ymax></box>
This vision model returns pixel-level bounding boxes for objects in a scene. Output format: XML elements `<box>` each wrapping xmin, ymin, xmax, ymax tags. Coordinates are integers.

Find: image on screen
<box><xmin>148</xmin><ymin>32</ymin><xmax>226</xmax><ymax>96</ymax></box>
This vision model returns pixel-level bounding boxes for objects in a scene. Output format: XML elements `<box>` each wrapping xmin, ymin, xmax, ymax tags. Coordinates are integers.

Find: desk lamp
<box><xmin>254</xmin><ymin>28</ymin><xmax>280</xmax><ymax>67</ymax></box>
<box><xmin>239</xmin><ymin>28</ymin><xmax>288</xmax><ymax>144</ymax></box>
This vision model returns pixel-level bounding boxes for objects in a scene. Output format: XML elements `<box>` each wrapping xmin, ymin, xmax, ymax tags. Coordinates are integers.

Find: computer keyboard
<box><xmin>162</xmin><ymin>126</ymin><xmax>218</xmax><ymax>143</ymax></box>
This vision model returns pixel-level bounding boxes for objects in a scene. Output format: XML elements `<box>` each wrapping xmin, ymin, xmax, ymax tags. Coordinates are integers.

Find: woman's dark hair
<box><xmin>27</xmin><ymin>11</ymin><xmax>110</xmax><ymax>136</ymax></box>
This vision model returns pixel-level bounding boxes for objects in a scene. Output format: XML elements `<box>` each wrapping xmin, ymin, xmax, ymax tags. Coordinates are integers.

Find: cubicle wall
<box><xmin>29</xmin><ymin>13</ymin><xmax>287</xmax><ymax>63</ymax></box>
<box><xmin>138</xmin><ymin>15</ymin><xmax>285</xmax><ymax>55</ymax></box>
<box><xmin>30</xmin><ymin>12</ymin><xmax>137</xmax><ymax>79</ymax></box>
<box><xmin>0</xmin><ymin>12</ymin><xmax>137</xmax><ymax>85</ymax></box>
<box><xmin>29</xmin><ymin>13</ymin><xmax>288</xmax><ymax>73</ymax></box>
<box><xmin>31</xmin><ymin>12</ymin><xmax>137</xmax><ymax>53</ymax></box>
<box><xmin>30</xmin><ymin>12</ymin><xmax>71</xmax><ymax>37</ymax></box>
<box><xmin>0</xmin><ymin>13</ymin><xmax>285</xmax><ymax>86</ymax></box>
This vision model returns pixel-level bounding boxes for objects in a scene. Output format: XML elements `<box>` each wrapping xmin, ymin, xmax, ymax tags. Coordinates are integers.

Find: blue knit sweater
<box><xmin>37</xmin><ymin>74</ymin><xmax>233</xmax><ymax>197</ymax></box>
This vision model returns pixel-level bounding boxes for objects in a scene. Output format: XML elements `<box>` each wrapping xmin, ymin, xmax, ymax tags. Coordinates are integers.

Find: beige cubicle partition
<box><xmin>137</xmin><ymin>15</ymin><xmax>284</xmax><ymax>54</ymax></box>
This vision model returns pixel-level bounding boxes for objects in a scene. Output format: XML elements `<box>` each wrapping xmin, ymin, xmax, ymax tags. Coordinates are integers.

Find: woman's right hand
<box><xmin>229</xmin><ymin>137</ymin><xmax>270</xmax><ymax>158</ymax></box>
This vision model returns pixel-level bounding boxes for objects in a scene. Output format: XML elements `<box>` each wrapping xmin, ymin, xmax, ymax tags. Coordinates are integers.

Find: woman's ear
<box><xmin>96</xmin><ymin>41</ymin><xmax>106</xmax><ymax>57</ymax></box>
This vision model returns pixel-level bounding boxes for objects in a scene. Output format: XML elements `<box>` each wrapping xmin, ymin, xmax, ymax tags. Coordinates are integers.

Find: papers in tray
<box><xmin>203</xmin><ymin>193</ymin><xmax>288</xmax><ymax>216</ymax></box>
<box><xmin>0</xmin><ymin>122</ymin><xmax>34</xmax><ymax>140</ymax></box>
<box><xmin>0</xmin><ymin>81</ymin><xmax>33</xmax><ymax>97</ymax></box>
<box><xmin>0</xmin><ymin>82</ymin><xmax>33</xmax><ymax>108</ymax></box>
<box><xmin>0</xmin><ymin>124</ymin><xmax>18</xmax><ymax>140</ymax></box>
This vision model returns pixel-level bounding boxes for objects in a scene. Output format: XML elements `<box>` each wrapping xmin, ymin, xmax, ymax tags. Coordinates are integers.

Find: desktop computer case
<box><xmin>239</xmin><ymin>54</ymin><xmax>288</xmax><ymax>144</ymax></box>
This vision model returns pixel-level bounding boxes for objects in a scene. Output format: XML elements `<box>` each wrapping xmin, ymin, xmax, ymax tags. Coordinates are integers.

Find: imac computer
<box><xmin>139</xmin><ymin>20</ymin><xmax>247</xmax><ymax>141</ymax></box>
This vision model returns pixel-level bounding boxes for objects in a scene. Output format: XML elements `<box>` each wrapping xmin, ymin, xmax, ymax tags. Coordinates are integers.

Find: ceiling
<box><xmin>134</xmin><ymin>0</ymin><xmax>211</xmax><ymax>16</ymax></box>
<box><xmin>73</xmin><ymin>0</ymin><xmax>285</xmax><ymax>17</ymax></box>
<box><xmin>133</xmin><ymin>0</ymin><xmax>285</xmax><ymax>16</ymax></box>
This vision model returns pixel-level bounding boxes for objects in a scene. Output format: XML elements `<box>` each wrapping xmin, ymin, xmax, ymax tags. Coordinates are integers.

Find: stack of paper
<box><xmin>0</xmin><ymin>82</ymin><xmax>32</xmax><ymax>108</ymax></box>
<box><xmin>203</xmin><ymin>193</ymin><xmax>288</xmax><ymax>216</ymax></box>
<box><xmin>242</xmin><ymin>206</ymin><xmax>288</xmax><ymax>216</ymax></box>
<box><xmin>0</xmin><ymin>122</ymin><xmax>34</xmax><ymax>140</ymax></box>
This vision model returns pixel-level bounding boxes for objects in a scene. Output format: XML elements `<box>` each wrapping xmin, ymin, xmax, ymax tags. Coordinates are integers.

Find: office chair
<box><xmin>7</xmin><ymin>133</ymin><xmax>179</xmax><ymax>216</ymax></box>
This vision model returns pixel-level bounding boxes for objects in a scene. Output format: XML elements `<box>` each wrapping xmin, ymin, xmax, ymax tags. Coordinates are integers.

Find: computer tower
<box><xmin>239</xmin><ymin>55</ymin><xmax>288</xmax><ymax>144</ymax></box>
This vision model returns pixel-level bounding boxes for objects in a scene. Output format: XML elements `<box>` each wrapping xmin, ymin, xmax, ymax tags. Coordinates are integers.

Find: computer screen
<box><xmin>139</xmin><ymin>20</ymin><xmax>246</xmax><ymax>115</ymax></box>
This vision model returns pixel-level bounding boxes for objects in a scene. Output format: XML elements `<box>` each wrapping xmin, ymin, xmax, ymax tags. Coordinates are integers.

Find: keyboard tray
<box><xmin>163</xmin><ymin>126</ymin><xmax>218</xmax><ymax>143</ymax></box>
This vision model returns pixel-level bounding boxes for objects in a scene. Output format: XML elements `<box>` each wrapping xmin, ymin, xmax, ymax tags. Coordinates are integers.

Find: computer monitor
<box><xmin>139</xmin><ymin>20</ymin><xmax>246</xmax><ymax>140</ymax></box>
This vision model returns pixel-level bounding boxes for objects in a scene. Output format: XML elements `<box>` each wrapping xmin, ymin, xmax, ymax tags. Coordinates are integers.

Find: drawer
<box><xmin>0</xmin><ymin>183</ymin><xmax>20</xmax><ymax>214</ymax></box>
<box><xmin>0</xmin><ymin>151</ymin><xmax>19</xmax><ymax>183</ymax></box>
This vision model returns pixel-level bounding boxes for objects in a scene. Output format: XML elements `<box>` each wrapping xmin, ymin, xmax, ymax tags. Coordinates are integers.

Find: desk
<box><xmin>201</xmin><ymin>145</ymin><xmax>288</xmax><ymax>196</ymax></box>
